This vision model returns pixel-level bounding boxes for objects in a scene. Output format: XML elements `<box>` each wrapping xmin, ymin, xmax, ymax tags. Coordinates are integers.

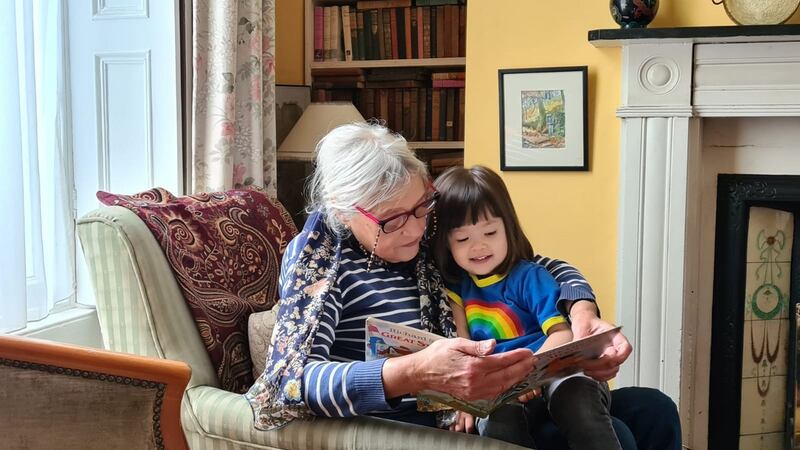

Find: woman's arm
<box><xmin>301</xmin><ymin>295</ymin><xmax>395</xmax><ymax>417</ymax></box>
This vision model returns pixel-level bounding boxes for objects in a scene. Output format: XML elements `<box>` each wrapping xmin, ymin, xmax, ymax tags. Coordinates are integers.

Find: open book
<box><xmin>365</xmin><ymin>317</ymin><xmax>621</xmax><ymax>417</ymax></box>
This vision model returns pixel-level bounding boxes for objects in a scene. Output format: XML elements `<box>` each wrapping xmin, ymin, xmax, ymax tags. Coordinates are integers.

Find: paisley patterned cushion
<box><xmin>97</xmin><ymin>188</ymin><xmax>297</xmax><ymax>393</ymax></box>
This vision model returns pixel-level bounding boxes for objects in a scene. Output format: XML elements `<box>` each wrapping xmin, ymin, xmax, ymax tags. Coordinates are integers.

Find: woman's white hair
<box><xmin>306</xmin><ymin>122</ymin><xmax>429</xmax><ymax>235</ymax></box>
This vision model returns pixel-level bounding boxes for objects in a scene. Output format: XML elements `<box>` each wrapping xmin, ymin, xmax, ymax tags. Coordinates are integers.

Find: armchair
<box><xmin>0</xmin><ymin>334</ymin><xmax>189</xmax><ymax>449</ymax></box>
<box><xmin>77</xmin><ymin>191</ymin><xmax>523</xmax><ymax>450</ymax></box>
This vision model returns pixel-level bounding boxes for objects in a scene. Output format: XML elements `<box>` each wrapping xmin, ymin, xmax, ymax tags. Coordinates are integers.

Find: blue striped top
<box><xmin>297</xmin><ymin>236</ymin><xmax>596</xmax><ymax>418</ymax></box>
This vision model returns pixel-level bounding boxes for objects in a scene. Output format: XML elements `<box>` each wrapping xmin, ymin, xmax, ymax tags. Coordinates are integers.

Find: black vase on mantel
<box><xmin>610</xmin><ymin>0</ymin><xmax>659</xmax><ymax>28</ymax></box>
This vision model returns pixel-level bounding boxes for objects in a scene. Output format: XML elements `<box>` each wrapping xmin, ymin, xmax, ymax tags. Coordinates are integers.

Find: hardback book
<box><xmin>356</xmin><ymin>12</ymin><xmax>366</xmax><ymax>61</ymax></box>
<box><xmin>432</xmin><ymin>79</ymin><xmax>465</xmax><ymax>88</ymax></box>
<box><xmin>445</xmin><ymin>87</ymin><xmax>455</xmax><ymax>141</ymax></box>
<box><xmin>370</xmin><ymin>10</ymin><xmax>381</xmax><ymax>60</ymax></box>
<box><xmin>431</xmin><ymin>88</ymin><xmax>441</xmax><ymax>141</ymax></box>
<box><xmin>350</xmin><ymin>10</ymin><xmax>360</xmax><ymax>60</ymax></box>
<box><xmin>396</xmin><ymin>8</ymin><xmax>406</xmax><ymax>59</ymax></box>
<box><xmin>364</xmin><ymin>317</ymin><xmax>622</xmax><ymax>418</ymax></box>
<box><xmin>323</xmin><ymin>7</ymin><xmax>331</xmax><ymax>61</ymax></box>
<box><xmin>422</xmin><ymin>7</ymin><xmax>431</xmax><ymax>59</ymax></box>
<box><xmin>366</xmin><ymin>67</ymin><xmax>429</xmax><ymax>82</ymax></box>
<box><xmin>314</xmin><ymin>7</ymin><xmax>324</xmax><ymax>61</ymax></box>
<box><xmin>330</xmin><ymin>6</ymin><xmax>341</xmax><ymax>61</ymax></box>
<box><xmin>431</xmin><ymin>71</ymin><xmax>465</xmax><ymax>80</ymax></box>
<box><xmin>382</xmin><ymin>9</ymin><xmax>392</xmax><ymax>60</ymax></box>
<box><xmin>341</xmin><ymin>6</ymin><xmax>353</xmax><ymax>62</ymax></box>
<box><xmin>435</xmin><ymin>6</ymin><xmax>446</xmax><ymax>58</ymax></box>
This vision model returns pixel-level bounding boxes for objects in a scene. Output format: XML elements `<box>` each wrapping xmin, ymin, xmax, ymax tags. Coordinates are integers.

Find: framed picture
<box><xmin>498</xmin><ymin>66</ymin><xmax>588</xmax><ymax>171</ymax></box>
<box><xmin>275</xmin><ymin>84</ymin><xmax>311</xmax><ymax>148</ymax></box>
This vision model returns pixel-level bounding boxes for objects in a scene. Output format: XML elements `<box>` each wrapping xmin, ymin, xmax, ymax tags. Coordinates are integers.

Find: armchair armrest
<box><xmin>0</xmin><ymin>335</ymin><xmax>191</xmax><ymax>450</ymax></box>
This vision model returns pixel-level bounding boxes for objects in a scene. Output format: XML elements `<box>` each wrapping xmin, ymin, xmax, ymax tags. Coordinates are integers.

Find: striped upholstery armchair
<box><xmin>77</xmin><ymin>196</ymin><xmax>524</xmax><ymax>450</ymax></box>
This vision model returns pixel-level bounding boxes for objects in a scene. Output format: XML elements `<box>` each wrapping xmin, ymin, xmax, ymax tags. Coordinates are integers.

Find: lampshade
<box><xmin>277</xmin><ymin>102</ymin><xmax>366</xmax><ymax>161</ymax></box>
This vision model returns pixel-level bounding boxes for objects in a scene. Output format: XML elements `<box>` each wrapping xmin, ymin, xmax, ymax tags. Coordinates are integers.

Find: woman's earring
<box><xmin>367</xmin><ymin>228</ymin><xmax>381</xmax><ymax>272</ymax></box>
<box><xmin>427</xmin><ymin>211</ymin><xmax>438</xmax><ymax>238</ymax></box>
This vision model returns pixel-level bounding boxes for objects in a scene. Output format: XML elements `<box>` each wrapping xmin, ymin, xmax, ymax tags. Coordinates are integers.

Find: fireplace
<box><xmin>709</xmin><ymin>175</ymin><xmax>799</xmax><ymax>449</ymax></box>
<box><xmin>589</xmin><ymin>25</ymin><xmax>800</xmax><ymax>449</ymax></box>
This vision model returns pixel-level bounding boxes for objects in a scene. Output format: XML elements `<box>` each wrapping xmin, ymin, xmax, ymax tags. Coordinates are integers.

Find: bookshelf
<box><xmin>303</xmin><ymin>0</ymin><xmax>466</xmax><ymax>172</ymax></box>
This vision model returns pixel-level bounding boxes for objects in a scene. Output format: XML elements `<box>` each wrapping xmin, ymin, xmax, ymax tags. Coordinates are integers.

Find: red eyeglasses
<box><xmin>355</xmin><ymin>191</ymin><xmax>439</xmax><ymax>234</ymax></box>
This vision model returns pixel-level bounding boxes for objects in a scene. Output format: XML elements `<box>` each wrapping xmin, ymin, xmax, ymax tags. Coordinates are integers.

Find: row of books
<box><xmin>314</xmin><ymin>4</ymin><xmax>466</xmax><ymax>62</ymax></box>
<box><xmin>311</xmin><ymin>68</ymin><xmax>465</xmax><ymax>89</ymax></box>
<box><xmin>312</xmin><ymin>87</ymin><xmax>465</xmax><ymax>142</ymax></box>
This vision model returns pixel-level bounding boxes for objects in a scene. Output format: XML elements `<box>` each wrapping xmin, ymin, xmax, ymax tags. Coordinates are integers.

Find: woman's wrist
<box><xmin>381</xmin><ymin>352</ymin><xmax>422</xmax><ymax>399</ymax></box>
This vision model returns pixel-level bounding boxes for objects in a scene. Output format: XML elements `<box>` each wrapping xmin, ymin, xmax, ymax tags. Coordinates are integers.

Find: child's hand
<box><xmin>517</xmin><ymin>387</ymin><xmax>542</xmax><ymax>403</ymax></box>
<box><xmin>449</xmin><ymin>411</ymin><xmax>476</xmax><ymax>434</ymax></box>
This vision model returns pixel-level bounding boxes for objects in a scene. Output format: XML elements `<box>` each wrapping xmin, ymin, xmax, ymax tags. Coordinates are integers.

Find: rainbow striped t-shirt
<box><xmin>446</xmin><ymin>260</ymin><xmax>566</xmax><ymax>354</ymax></box>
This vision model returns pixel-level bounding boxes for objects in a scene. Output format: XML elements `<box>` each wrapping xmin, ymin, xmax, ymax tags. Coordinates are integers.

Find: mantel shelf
<box><xmin>311</xmin><ymin>57</ymin><xmax>465</xmax><ymax>70</ymax></box>
<box><xmin>589</xmin><ymin>24</ymin><xmax>800</xmax><ymax>48</ymax></box>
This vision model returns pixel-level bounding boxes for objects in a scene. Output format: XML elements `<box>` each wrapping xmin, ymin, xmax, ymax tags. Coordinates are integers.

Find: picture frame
<box><xmin>275</xmin><ymin>84</ymin><xmax>312</xmax><ymax>148</ymax></box>
<box><xmin>498</xmin><ymin>66</ymin><xmax>588</xmax><ymax>171</ymax></box>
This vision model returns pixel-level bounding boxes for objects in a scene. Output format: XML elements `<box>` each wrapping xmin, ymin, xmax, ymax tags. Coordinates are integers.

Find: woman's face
<box><xmin>346</xmin><ymin>176</ymin><xmax>430</xmax><ymax>263</ymax></box>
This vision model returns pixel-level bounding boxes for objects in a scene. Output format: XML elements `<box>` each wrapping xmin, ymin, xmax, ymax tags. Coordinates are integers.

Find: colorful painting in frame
<box><xmin>499</xmin><ymin>66</ymin><xmax>588</xmax><ymax>171</ymax></box>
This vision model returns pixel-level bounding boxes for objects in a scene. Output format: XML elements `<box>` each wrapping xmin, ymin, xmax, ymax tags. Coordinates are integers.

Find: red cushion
<box><xmin>98</xmin><ymin>188</ymin><xmax>298</xmax><ymax>393</ymax></box>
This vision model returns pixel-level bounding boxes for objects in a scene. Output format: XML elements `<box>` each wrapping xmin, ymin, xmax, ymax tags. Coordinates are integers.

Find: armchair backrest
<box><xmin>78</xmin><ymin>206</ymin><xmax>218</xmax><ymax>389</ymax></box>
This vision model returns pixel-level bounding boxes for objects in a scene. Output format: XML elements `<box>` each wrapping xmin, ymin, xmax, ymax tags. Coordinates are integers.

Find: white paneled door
<box><xmin>69</xmin><ymin>0</ymin><xmax>182</xmax><ymax>305</ymax></box>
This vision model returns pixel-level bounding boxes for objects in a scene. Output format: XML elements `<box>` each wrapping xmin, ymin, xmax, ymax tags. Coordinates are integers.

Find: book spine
<box><xmin>403</xmin><ymin>7</ymin><xmax>412</xmax><ymax>59</ymax></box>
<box><xmin>350</xmin><ymin>11</ymin><xmax>360</xmax><ymax>60</ymax></box>
<box><xmin>341</xmin><ymin>6</ymin><xmax>353</xmax><ymax>62</ymax></box>
<box><xmin>356</xmin><ymin>12</ymin><xmax>366</xmax><ymax>61</ymax></box>
<box><xmin>459</xmin><ymin>5</ymin><xmax>466</xmax><ymax>57</ymax></box>
<box><xmin>390</xmin><ymin>8</ymin><xmax>399</xmax><ymax>59</ymax></box>
<box><xmin>369</xmin><ymin>10</ymin><xmax>380</xmax><ymax>60</ymax></box>
<box><xmin>422</xmin><ymin>7</ymin><xmax>431</xmax><ymax>59</ymax></box>
<box><xmin>410</xmin><ymin>7</ymin><xmax>419</xmax><ymax>59</ymax></box>
<box><xmin>376</xmin><ymin>9</ymin><xmax>386</xmax><ymax>60</ymax></box>
<box><xmin>379</xmin><ymin>88</ymin><xmax>390</xmax><ymax>123</ymax></box>
<box><xmin>438</xmin><ymin>88</ymin><xmax>447</xmax><ymax>140</ymax></box>
<box><xmin>448</xmin><ymin>5</ymin><xmax>459</xmax><ymax>58</ymax></box>
<box><xmin>396</xmin><ymin>8</ymin><xmax>405</xmax><ymax>59</ymax></box>
<box><xmin>418</xmin><ymin>88</ymin><xmax>427</xmax><ymax>143</ymax></box>
<box><xmin>314</xmin><ymin>7</ymin><xmax>324</xmax><ymax>61</ymax></box>
<box><xmin>442</xmin><ymin>5</ymin><xmax>451</xmax><ymax>58</ymax></box>
<box><xmin>402</xmin><ymin>88</ymin><xmax>412</xmax><ymax>139</ymax></box>
<box><xmin>417</xmin><ymin>7</ymin><xmax>424</xmax><ymax>60</ymax></box>
<box><xmin>331</xmin><ymin>6</ymin><xmax>341</xmax><ymax>61</ymax></box>
<box><xmin>431</xmin><ymin>88</ymin><xmax>440</xmax><ymax>141</ymax></box>
<box><xmin>382</xmin><ymin>9</ymin><xmax>392</xmax><ymax>60</ymax></box>
<box><xmin>409</xmin><ymin>88</ymin><xmax>419</xmax><ymax>141</ymax></box>
<box><xmin>323</xmin><ymin>7</ymin><xmax>331</xmax><ymax>61</ymax></box>
<box><xmin>363</xmin><ymin>9</ymin><xmax>373</xmax><ymax>59</ymax></box>
<box><xmin>435</xmin><ymin>6</ymin><xmax>445</xmax><ymax>58</ymax></box>
<box><xmin>425</xmin><ymin>88</ymin><xmax>433</xmax><ymax>140</ymax></box>
<box><xmin>394</xmin><ymin>89</ymin><xmax>403</xmax><ymax>134</ymax></box>
<box><xmin>445</xmin><ymin>88</ymin><xmax>455</xmax><ymax>141</ymax></box>
<box><xmin>457</xmin><ymin>87</ymin><xmax>465</xmax><ymax>141</ymax></box>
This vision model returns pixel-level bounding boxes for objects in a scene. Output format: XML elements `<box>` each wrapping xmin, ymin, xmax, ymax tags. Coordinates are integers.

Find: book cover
<box><xmin>422</xmin><ymin>7</ymin><xmax>431</xmax><ymax>59</ymax></box>
<box><xmin>356</xmin><ymin>11</ymin><xmax>366</xmax><ymax>61</ymax></box>
<box><xmin>403</xmin><ymin>7</ymin><xmax>412</xmax><ymax>60</ymax></box>
<box><xmin>431</xmin><ymin>88</ymin><xmax>441</xmax><ymax>141</ymax></box>
<box><xmin>410</xmin><ymin>6</ymin><xmax>419</xmax><ymax>59</ymax></box>
<box><xmin>331</xmin><ymin>6</ymin><xmax>341</xmax><ymax>61</ymax></box>
<box><xmin>435</xmin><ymin>6</ymin><xmax>446</xmax><ymax>59</ymax></box>
<box><xmin>323</xmin><ymin>7</ymin><xmax>331</xmax><ymax>61</ymax></box>
<box><xmin>395</xmin><ymin>7</ymin><xmax>406</xmax><ymax>59</ymax></box>
<box><xmin>382</xmin><ymin>9</ymin><xmax>393</xmax><ymax>60</ymax></box>
<box><xmin>445</xmin><ymin>87</ymin><xmax>455</xmax><ymax>141</ymax></box>
<box><xmin>376</xmin><ymin>9</ymin><xmax>386</xmax><ymax>60</ymax></box>
<box><xmin>365</xmin><ymin>317</ymin><xmax>623</xmax><ymax>418</ymax></box>
<box><xmin>350</xmin><ymin>10</ymin><xmax>360</xmax><ymax>60</ymax></box>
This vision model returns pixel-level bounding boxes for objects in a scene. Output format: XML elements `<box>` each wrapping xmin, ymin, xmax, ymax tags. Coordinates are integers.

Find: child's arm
<box><xmin>451</xmin><ymin>301</ymin><xmax>471</xmax><ymax>339</ymax></box>
<box><xmin>534</xmin><ymin>322</ymin><xmax>573</xmax><ymax>354</ymax></box>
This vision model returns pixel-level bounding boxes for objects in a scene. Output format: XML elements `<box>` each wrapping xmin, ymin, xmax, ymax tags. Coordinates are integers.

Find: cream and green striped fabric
<box><xmin>78</xmin><ymin>206</ymin><xmax>525</xmax><ymax>450</ymax></box>
<box><xmin>181</xmin><ymin>386</ymin><xmax>526</xmax><ymax>450</ymax></box>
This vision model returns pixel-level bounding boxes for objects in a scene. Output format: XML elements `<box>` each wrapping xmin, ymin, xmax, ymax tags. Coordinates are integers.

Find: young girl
<box><xmin>432</xmin><ymin>165</ymin><xmax>622</xmax><ymax>450</ymax></box>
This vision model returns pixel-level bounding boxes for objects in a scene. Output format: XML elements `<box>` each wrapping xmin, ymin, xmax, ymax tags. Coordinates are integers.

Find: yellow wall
<box><xmin>465</xmin><ymin>1</ymin><xmax>800</xmax><ymax>318</ymax></box>
<box><xmin>275</xmin><ymin>0</ymin><xmax>304</xmax><ymax>85</ymax></box>
<box><xmin>275</xmin><ymin>0</ymin><xmax>800</xmax><ymax>316</ymax></box>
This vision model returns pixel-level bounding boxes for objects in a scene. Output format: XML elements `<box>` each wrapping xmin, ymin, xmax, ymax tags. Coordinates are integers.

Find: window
<box><xmin>0</xmin><ymin>0</ymin><xmax>75</xmax><ymax>332</ymax></box>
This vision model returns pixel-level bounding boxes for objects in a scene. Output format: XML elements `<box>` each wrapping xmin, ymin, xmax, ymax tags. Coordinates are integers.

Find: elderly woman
<box><xmin>246</xmin><ymin>123</ymin><xmax>680</xmax><ymax>449</ymax></box>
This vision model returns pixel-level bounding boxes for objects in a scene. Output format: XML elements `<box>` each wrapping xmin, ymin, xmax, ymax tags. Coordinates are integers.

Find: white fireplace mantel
<box><xmin>589</xmin><ymin>24</ymin><xmax>800</xmax><ymax>428</ymax></box>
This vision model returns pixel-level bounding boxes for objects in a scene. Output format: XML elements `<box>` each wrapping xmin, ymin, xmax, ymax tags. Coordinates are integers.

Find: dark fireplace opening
<box><xmin>709</xmin><ymin>174</ymin><xmax>800</xmax><ymax>450</ymax></box>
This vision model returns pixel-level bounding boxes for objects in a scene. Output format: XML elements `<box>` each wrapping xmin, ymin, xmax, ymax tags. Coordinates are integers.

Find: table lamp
<box><xmin>277</xmin><ymin>102</ymin><xmax>366</xmax><ymax>161</ymax></box>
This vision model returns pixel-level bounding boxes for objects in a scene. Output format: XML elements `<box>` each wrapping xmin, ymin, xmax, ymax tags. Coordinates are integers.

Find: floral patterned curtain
<box><xmin>191</xmin><ymin>0</ymin><xmax>277</xmax><ymax>195</ymax></box>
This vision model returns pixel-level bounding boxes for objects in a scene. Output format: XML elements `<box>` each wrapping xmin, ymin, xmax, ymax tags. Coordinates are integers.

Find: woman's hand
<box><xmin>382</xmin><ymin>337</ymin><xmax>537</xmax><ymax>401</ymax></box>
<box><xmin>449</xmin><ymin>411</ymin><xmax>476</xmax><ymax>434</ymax></box>
<box><xmin>569</xmin><ymin>300</ymin><xmax>632</xmax><ymax>381</ymax></box>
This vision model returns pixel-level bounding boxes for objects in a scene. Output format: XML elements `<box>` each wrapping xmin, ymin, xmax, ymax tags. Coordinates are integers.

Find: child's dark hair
<box><xmin>432</xmin><ymin>165</ymin><xmax>534</xmax><ymax>282</ymax></box>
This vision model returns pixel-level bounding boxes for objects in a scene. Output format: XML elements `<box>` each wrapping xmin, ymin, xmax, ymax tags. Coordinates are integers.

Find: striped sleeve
<box><xmin>302</xmin><ymin>290</ymin><xmax>394</xmax><ymax>417</ymax></box>
<box><xmin>531</xmin><ymin>254</ymin><xmax>597</xmax><ymax>317</ymax></box>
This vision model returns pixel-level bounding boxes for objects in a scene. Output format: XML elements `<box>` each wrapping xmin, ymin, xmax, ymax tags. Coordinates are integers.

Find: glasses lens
<box><xmin>382</xmin><ymin>216</ymin><xmax>407</xmax><ymax>233</ymax></box>
<box><xmin>413</xmin><ymin>198</ymin><xmax>437</xmax><ymax>219</ymax></box>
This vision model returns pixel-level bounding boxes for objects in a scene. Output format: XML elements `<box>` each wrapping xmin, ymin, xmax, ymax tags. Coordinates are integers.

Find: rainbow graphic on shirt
<box><xmin>464</xmin><ymin>298</ymin><xmax>525</xmax><ymax>340</ymax></box>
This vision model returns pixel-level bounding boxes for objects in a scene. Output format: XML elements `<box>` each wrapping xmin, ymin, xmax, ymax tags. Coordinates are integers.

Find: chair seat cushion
<box><xmin>98</xmin><ymin>188</ymin><xmax>297</xmax><ymax>393</ymax></box>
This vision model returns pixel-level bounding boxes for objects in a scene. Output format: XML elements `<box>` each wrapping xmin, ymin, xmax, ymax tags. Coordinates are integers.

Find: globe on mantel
<box><xmin>610</xmin><ymin>0</ymin><xmax>659</xmax><ymax>29</ymax></box>
<box><xmin>713</xmin><ymin>0</ymin><xmax>800</xmax><ymax>25</ymax></box>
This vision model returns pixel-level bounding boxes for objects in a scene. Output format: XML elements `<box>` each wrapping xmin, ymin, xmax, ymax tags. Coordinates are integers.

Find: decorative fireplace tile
<box><xmin>744</xmin><ymin>262</ymin><xmax>792</xmax><ymax>322</ymax></box>
<box><xmin>739</xmin><ymin>376</ymin><xmax>787</xmax><ymax>435</ymax></box>
<box><xmin>741</xmin><ymin>319</ymin><xmax>789</xmax><ymax>378</ymax></box>
<box><xmin>746</xmin><ymin>207</ymin><xmax>794</xmax><ymax>264</ymax></box>
<box><xmin>739</xmin><ymin>432</ymin><xmax>783</xmax><ymax>450</ymax></box>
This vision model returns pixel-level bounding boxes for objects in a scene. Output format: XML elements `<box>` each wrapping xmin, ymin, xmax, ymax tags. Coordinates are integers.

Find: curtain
<box><xmin>191</xmin><ymin>0</ymin><xmax>277</xmax><ymax>196</ymax></box>
<box><xmin>0</xmin><ymin>0</ymin><xmax>75</xmax><ymax>333</ymax></box>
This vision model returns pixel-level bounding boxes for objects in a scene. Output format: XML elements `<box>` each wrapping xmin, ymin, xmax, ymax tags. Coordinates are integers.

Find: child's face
<box><xmin>446</xmin><ymin>213</ymin><xmax>508</xmax><ymax>276</ymax></box>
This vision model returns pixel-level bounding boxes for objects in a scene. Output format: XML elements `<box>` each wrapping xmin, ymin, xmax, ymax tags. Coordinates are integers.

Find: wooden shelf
<box><xmin>407</xmin><ymin>141</ymin><xmax>463</xmax><ymax>150</ymax></box>
<box><xmin>311</xmin><ymin>57</ymin><xmax>465</xmax><ymax>70</ymax></box>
